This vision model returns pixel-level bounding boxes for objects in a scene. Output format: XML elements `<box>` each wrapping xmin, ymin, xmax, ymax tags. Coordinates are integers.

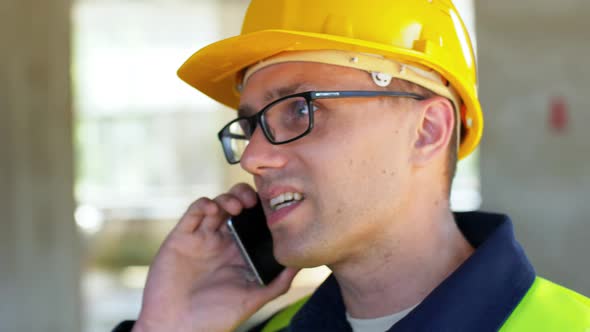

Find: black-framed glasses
<box><xmin>217</xmin><ymin>90</ymin><xmax>426</xmax><ymax>164</ymax></box>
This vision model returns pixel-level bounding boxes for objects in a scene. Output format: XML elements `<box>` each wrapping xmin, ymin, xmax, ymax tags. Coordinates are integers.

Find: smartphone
<box><xmin>227</xmin><ymin>199</ymin><xmax>285</xmax><ymax>286</ymax></box>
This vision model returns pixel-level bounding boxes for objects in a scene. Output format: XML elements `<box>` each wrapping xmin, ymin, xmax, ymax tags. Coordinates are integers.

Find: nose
<box><xmin>240</xmin><ymin>126</ymin><xmax>288</xmax><ymax>175</ymax></box>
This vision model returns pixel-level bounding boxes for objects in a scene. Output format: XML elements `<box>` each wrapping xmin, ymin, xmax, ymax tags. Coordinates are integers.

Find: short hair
<box><xmin>384</xmin><ymin>78</ymin><xmax>461</xmax><ymax>195</ymax></box>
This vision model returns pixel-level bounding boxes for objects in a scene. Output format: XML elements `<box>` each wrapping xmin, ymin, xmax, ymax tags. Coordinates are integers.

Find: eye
<box><xmin>290</xmin><ymin>99</ymin><xmax>310</xmax><ymax>117</ymax></box>
<box><xmin>290</xmin><ymin>100</ymin><xmax>320</xmax><ymax>117</ymax></box>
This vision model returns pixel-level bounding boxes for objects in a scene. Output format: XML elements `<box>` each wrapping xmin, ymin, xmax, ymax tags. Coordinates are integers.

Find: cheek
<box><xmin>300</xmin><ymin>112</ymin><xmax>412</xmax><ymax>220</ymax></box>
<box><xmin>310</xmin><ymin>109</ymin><xmax>411</xmax><ymax>174</ymax></box>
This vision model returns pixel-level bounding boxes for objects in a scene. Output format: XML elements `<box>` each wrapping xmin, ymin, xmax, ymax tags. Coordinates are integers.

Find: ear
<box><xmin>410</xmin><ymin>97</ymin><xmax>455</xmax><ymax>167</ymax></box>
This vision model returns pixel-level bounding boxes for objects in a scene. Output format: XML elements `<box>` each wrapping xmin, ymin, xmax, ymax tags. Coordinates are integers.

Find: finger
<box><xmin>228</xmin><ymin>183</ymin><xmax>258</xmax><ymax>209</ymax></box>
<box><xmin>255</xmin><ymin>268</ymin><xmax>300</xmax><ymax>302</ymax></box>
<box><xmin>174</xmin><ymin>197</ymin><xmax>216</xmax><ymax>233</ymax></box>
<box><xmin>213</xmin><ymin>193</ymin><xmax>244</xmax><ymax>217</ymax></box>
<box><xmin>199</xmin><ymin>201</ymin><xmax>230</xmax><ymax>233</ymax></box>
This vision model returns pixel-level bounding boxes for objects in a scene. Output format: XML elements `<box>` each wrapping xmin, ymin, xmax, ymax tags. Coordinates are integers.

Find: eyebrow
<box><xmin>237</xmin><ymin>82</ymin><xmax>312</xmax><ymax>118</ymax></box>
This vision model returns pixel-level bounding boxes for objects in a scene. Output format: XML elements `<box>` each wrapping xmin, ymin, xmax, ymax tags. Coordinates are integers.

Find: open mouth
<box><xmin>269</xmin><ymin>192</ymin><xmax>304</xmax><ymax>211</ymax></box>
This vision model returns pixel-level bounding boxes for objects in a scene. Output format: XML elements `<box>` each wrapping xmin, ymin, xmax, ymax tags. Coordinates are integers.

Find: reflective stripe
<box><xmin>261</xmin><ymin>296</ymin><xmax>310</xmax><ymax>332</ymax></box>
<box><xmin>500</xmin><ymin>277</ymin><xmax>590</xmax><ymax>331</ymax></box>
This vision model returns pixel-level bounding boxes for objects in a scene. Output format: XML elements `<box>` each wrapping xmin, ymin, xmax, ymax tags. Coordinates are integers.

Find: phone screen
<box><xmin>227</xmin><ymin>200</ymin><xmax>285</xmax><ymax>285</ymax></box>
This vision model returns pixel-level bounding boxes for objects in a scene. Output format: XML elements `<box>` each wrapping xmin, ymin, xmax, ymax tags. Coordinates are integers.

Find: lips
<box><xmin>259</xmin><ymin>186</ymin><xmax>305</xmax><ymax>225</ymax></box>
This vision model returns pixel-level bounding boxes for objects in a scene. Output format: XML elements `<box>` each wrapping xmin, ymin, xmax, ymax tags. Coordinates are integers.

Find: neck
<box><xmin>329</xmin><ymin>199</ymin><xmax>474</xmax><ymax>318</ymax></box>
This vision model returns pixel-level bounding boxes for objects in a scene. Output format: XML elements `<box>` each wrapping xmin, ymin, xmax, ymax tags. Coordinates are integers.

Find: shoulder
<box><xmin>501</xmin><ymin>277</ymin><xmax>590</xmax><ymax>331</ymax></box>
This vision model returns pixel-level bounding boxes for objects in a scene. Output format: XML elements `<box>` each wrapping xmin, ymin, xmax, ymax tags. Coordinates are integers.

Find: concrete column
<box><xmin>0</xmin><ymin>0</ymin><xmax>81</xmax><ymax>331</ymax></box>
<box><xmin>477</xmin><ymin>1</ymin><xmax>590</xmax><ymax>294</ymax></box>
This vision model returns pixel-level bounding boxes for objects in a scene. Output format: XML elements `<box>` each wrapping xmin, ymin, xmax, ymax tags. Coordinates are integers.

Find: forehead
<box><xmin>238</xmin><ymin>62</ymin><xmax>373</xmax><ymax>116</ymax></box>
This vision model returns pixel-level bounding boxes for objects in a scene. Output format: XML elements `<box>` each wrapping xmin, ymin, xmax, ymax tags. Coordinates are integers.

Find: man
<box><xmin>115</xmin><ymin>0</ymin><xmax>590</xmax><ymax>331</ymax></box>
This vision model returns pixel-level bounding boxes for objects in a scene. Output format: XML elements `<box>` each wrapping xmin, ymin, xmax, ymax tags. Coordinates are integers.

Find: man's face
<box><xmin>239</xmin><ymin>62</ymin><xmax>420</xmax><ymax>268</ymax></box>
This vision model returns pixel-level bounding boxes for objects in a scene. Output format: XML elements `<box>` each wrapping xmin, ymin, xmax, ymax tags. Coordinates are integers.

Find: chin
<box><xmin>273</xmin><ymin>241</ymin><xmax>328</xmax><ymax>268</ymax></box>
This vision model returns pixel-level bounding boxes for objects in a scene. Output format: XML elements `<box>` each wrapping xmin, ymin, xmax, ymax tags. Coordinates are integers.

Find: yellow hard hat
<box><xmin>178</xmin><ymin>0</ymin><xmax>483</xmax><ymax>160</ymax></box>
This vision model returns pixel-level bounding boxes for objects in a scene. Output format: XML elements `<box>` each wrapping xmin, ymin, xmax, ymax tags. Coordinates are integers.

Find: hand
<box><xmin>133</xmin><ymin>183</ymin><xmax>299</xmax><ymax>332</ymax></box>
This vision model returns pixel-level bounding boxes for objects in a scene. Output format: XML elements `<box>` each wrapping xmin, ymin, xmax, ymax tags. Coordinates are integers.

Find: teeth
<box><xmin>270</xmin><ymin>192</ymin><xmax>304</xmax><ymax>211</ymax></box>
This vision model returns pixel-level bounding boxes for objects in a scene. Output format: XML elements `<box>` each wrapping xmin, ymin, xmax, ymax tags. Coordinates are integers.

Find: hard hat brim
<box><xmin>177</xmin><ymin>29</ymin><xmax>482</xmax><ymax>160</ymax></box>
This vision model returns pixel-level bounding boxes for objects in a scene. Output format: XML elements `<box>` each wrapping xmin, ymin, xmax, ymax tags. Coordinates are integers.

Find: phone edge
<box><xmin>226</xmin><ymin>218</ymin><xmax>266</xmax><ymax>286</ymax></box>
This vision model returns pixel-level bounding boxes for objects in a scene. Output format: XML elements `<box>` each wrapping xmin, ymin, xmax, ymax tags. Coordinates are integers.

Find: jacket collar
<box><xmin>290</xmin><ymin>212</ymin><xmax>536</xmax><ymax>332</ymax></box>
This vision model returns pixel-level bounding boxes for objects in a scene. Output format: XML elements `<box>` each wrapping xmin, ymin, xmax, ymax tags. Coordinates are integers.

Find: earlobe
<box><xmin>412</xmin><ymin>97</ymin><xmax>455</xmax><ymax>166</ymax></box>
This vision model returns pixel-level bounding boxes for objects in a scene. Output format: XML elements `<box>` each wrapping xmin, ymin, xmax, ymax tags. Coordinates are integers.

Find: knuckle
<box><xmin>230</xmin><ymin>183</ymin><xmax>258</xmax><ymax>205</ymax></box>
<box><xmin>206</xmin><ymin>201</ymin><xmax>220</xmax><ymax>214</ymax></box>
<box><xmin>215</xmin><ymin>194</ymin><xmax>242</xmax><ymax>215</ymax></box>
<box><xmin>189</xmin><ymin>197</ymin><xmax>218</xmax><ymax>214</ymax></box>
<box><xmin>191</xmin><ymin>197</ymin><xmax>210</xmax><ymax>208</ymax></box>
<box><xmin>215</xmin><ymin>193</ymin><xmax>235</xmax><ymax>204</ymax></box>
<box><xmin>231</xmin><ymin>183</ymin><xmax>254</xmax><ymax>196</ymax></box>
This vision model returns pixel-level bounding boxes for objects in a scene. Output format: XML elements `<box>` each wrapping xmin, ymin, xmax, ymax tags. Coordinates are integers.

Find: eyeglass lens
<box><xmin>221</xmin><ymin>95</ymin><xmax>312</xmax><ymax>163</ymax></box>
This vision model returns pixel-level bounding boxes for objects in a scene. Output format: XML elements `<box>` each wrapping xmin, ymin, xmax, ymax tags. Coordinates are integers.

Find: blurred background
<box><xmin>0</xmin><ymin>0</ymin><xmax>588</xmax><ymax>331</ymax></box>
